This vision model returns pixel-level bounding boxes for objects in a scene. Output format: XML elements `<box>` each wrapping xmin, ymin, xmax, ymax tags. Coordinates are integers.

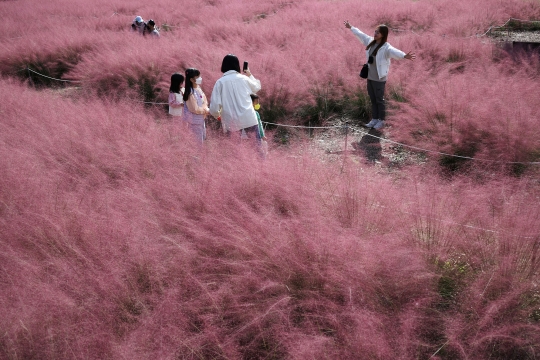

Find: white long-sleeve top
<box><xmin>168</xmin><ymin>90</ymin><xmax>184</xmax><ymax>116</ymax></box>
<box><xmin>350</xmin><ymin>26</ymin><xmax>406</xmax><ymax>80</ymax></box>
<box><xmin>209</xmin><ymin>70</ymin><xmax>261</xmax><ymax>132</ymax></box>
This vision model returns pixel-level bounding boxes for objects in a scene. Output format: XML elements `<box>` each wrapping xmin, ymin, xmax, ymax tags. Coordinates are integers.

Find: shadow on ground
<box><xmin>351</xmin><ymin>128</ymin><xmax>382</xmax><ymax>162</ymax></box>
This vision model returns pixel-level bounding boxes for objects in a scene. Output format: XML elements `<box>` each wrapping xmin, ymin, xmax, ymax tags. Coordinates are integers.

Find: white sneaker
<box><xmin>365</xmin><ymin>119</ymin><xmax>378</xmax><ymax>128</ymax></box>
<box><xmin>374</xmin><ymin>120</ymin><xmax>385</xmax><ymax>129</ymax></box>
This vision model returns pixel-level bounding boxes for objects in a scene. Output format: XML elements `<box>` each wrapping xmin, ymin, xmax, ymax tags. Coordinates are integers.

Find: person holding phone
<box><xmin>344</xmin><ymin>20</ymin><xmax>415</xmax><ymax>130</ymax></box>
<box><xmin>209</xmin><ymin>54</ymin><xmax>261</xmax><ymax>140</ymax></box>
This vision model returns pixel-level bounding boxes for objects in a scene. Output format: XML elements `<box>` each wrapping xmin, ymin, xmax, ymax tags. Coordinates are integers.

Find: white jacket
<box><xmin>209</xmin><ymin>70</ymin><xmax>261</xmax><ymax>132</ymax></box>
<box><xmin>351</xmin><ymin>26</ymin><xmax>406</xmax><ymax>80</ymax></box>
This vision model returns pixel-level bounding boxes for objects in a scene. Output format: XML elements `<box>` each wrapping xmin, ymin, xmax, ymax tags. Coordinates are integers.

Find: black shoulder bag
<box><xmin>360</xmin><ymin>54</ymin><xmax>375</xmax><ymax>79</ymax></box>
<box><xmin>359</xmin><ymin>64</ymin><xmax>368</xmax><ymax>79</ymax></box>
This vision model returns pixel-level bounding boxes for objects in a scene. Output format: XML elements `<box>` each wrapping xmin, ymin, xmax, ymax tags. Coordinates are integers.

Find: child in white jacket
<box><xmin>168</xmin><ymin>73</ymin><xmax>185</xmax><ymax>117</ymax></box>
<box><xmin>344</xmin><ymin>20</ymin><xmax>415</xmax><ymax>129</ymax></box>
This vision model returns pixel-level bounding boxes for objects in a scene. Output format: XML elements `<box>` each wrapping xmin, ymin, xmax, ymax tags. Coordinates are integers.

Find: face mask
<box><xmin>254</xmin><ymin>104</ymin><xmax>261</xmax><ymax>111</ymax></box>
<box><xmin>195</xmin><ymin>77</ymin><xmax>202</xmax><ymax>85</ymax></box>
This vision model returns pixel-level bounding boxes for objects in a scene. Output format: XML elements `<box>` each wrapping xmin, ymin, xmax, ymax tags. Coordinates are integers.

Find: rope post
<box><xmin>344</xmin><ymin>123</ymin><xmax>349</xmax><ymax>155</ymax></box>
<box><xmin>341</xmin><ymin>124</ymin><xmax>349</xmax><ymax>173</ymax></box>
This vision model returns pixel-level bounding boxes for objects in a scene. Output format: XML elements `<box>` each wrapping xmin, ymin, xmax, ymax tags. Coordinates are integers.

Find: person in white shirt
<box><xmin>168</xmin><ymin>73</ymin><xmax>184</xmax><ymax>117</ymax></box>
<box><xmin>209</xmin><ymin>54</ymin><xmax>261</xmax><ymax>140</ymax></box>
<box><xmin>183</xmin><ymin>68</ymin><xmax>209</xmax><ymax>145</ymax></box>
<box><xmin>144</xmin><ymin>19</ymin><xmax>160</xmax><ymax>38</ymax></box>
<box><xmin>131</xmin><ymin>16</ymin><xmax>145</xmax><ymax>34</ymax></box>
<box><xmin>344</xmin><ymin>20</ymin><xmax>415</xmax><ymax>130</ymax></box>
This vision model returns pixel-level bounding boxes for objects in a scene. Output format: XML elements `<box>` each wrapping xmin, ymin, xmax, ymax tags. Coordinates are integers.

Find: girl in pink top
<box><xmin>183</xmin><ymin>68</ymin><xmax>209</xmax><ymax>144</ymax></box>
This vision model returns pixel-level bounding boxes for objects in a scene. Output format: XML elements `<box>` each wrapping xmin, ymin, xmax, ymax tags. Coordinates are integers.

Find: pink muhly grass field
<box><xmin>1</xmin><ymin>0</ymin><xmax>540</xmax><ymax>358</ymax></box>
<box><xmin>1</xmin><ymin>77</ymin><xmax>540</xmax><ymax>358</ymax></box>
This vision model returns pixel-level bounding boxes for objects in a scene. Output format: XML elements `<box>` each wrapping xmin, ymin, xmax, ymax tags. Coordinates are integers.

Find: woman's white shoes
<box><xmin>365</xmin><ymin>119</ymin><xmax>379</xmax><ymax>128</ymax></box>
<box><xmin>366</xmin><ymin>119</ymin><xmax>384</xmax><ymax>129</ymax></box>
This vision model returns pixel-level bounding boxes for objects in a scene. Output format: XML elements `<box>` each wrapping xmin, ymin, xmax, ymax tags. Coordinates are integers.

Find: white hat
<box><xmin>134</xmin><ymin>16</ymin><xmax>143</xmax><ymax>24</ymax></box>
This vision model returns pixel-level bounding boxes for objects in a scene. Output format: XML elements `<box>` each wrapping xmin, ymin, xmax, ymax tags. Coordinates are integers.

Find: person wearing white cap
<box><xmin>131</xmin><ymin>16</ymin><xmax>145</xmax><ymax>34</ymax></box>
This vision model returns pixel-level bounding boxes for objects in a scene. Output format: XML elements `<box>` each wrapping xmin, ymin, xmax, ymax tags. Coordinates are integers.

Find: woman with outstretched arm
<box><xmin>344</xmin><ymin>20</ymin><xmax>415</xmax><ymax>130</ymax></box>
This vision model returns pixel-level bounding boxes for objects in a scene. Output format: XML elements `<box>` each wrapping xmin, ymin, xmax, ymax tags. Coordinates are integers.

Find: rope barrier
<box><xmin>320</xmin><ymin>189</ymin><xmax>539</xmax><ymax>239</ymax></box>
<box><xmin>262</xmin><ymin>121</ymin><xmax>341</xmax><ymax>130</ymax></box>
<box><xmin>142</xmin><ymin>101</ymin><xmax>168</xmax><ymax>105</ymax></box>
<box><xmin>26</xmin><ymin>67</ymin><xmax>81</xmax><ymax>83</ymax></box>
<box><xmin>402</xmin><ymin>206</ymin><xmax>539</xmax><ymax>240</ymax></box>
<box><xmin>262</xmin><ymin>121</ymin><xmax>540</xmax><ymax>165</ymax></box>
<box><xmin>356</xmin><ymin>128</ymin><xmax>540</xmax><ymax>165</ymax></box>
<box><xmin>26</xmin><ymin>67</ymin><xmax>171</xmax><ymax>105</ymax></box>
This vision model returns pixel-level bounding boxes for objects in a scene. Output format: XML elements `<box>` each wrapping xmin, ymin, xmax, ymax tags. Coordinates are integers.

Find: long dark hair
<box><xmin>366</xmin><ymin>25</ymin><xmax>389</xmax><ymax>56</ymax></box>
<box><xmin>183</xmin><ymin>68</ymin><xmax>200</xmax><ymax>102</ymax></box>
<box><xmin>169</xmin><ymin>73</ymin><xmax>184</xmax><ymax>93</ymax></box>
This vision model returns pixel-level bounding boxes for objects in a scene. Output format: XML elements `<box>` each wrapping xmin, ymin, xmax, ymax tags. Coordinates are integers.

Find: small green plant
<box><xmin>296</xmin><ymin>86</ymin><xmax>344</xmax><ymax>126</ymax></box>
<box><xmin>520</xmin><ymin>290</ymin><xmax>540</xmax><ymax>322</ymax></box>
<box><xmin>446</xmin><ymin>47</ymin><xmax>466</xmax><ymax>63</ymax></box>
<box><xmin>439</xmin><ymin>142</ymin><xmax>478</xmax><ymax>175</ymax></box>
<box><xmin>127</xmin><ymin>71</ymin><xmax>160</xmax><ymax>104</ymax></box>
<box><xmin>296</xmin><ymin>87</ymin><xmax>372</xmax><ymax>127</ymax></box>
<box><xmin>435</xmin><ymin>254</ymin><xmax>471</xmax><ymax>309</ymax></box>
<box><xmin>15</xmin><ymin>45</ymin><xmax>90</xmax><ymax>88</ymax></box>
<box><xmin>388</xmin><ymin>84</ymin><xmax>408</xmax><ymax>103</ymax></box>
<box><xmin>160</xmin><ymin>23</ymin><xmax>173</xmax><ymax>32</ymax></box>
<box><xmin>434</xmin><ymin>112</ymin><xmax>446</xmax><ymax>123</ymax></box>
<box><xmin>531</xmin><ymin>308</ymin><xmax>540</xmax><ymax>322</ymax></box>
<box><xmin>260</xmin><ymin>98</ymin><xmax>288</xmax><ymax>127</ymax></box>
<box><xmin>345</xmin><ymin>89</ymin><xmax>372</xmax><ymax>122</ymax></box>
<box><xmin>503</xmin><ymin>19</ymin><xmax>540</xmax><ymax>32</ymax></box>
<box><xmin>508</xmin><ymin>149</ymin><xmax>540</xmax><ymax>177</ymax></box>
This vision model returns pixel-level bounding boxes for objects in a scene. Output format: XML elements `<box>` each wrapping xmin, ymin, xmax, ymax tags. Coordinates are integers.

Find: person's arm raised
<box><xmin>244</xmin><ymin>70</ymin><xmax>261</xmax><ymax>93</ymax></box>
<box><xmin>344</xmin><ymin>19</ymin><xmax>372</xmax><ymax>46</ymax></box>
<box><xmin>404</xmin><ymin>51</ymin><xmax>416</xmax><ymax>60</ymax></box>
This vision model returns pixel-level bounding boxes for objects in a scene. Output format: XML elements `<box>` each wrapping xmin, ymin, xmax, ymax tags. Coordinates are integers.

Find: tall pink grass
<box><xmin>1</xmin><ymin>78</ymin><xmax>540</xmax><ymax>358</ymax></box>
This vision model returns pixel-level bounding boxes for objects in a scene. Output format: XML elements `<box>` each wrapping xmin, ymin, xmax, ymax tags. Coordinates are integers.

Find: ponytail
<box><xmin>183</xmin><ymin>68</ymin><xmax>200</xmax><ymax>102</ymax></box>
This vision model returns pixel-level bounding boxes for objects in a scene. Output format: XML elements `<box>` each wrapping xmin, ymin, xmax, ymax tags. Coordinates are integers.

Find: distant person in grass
<box><xmin>209</xmin><ymin>54</ymin><xmax>262</xmax><ymax>142</ymax></box>
<box><xmin>131</xmin><ymin>16</ymin><xmax>145</xmax><ymax>34</ymax></box>
<box><xmin>183</xmin><ymin>68</ymin><xmax>209</xmax><ymax>145</ymax></box>
<box><xmin>143</xmin><ymin>19</ymin><xmax>160</xmax><ymax>38</ymax></box>
<box><xmin>344</xmin><ymin>20</ymin><xmax>416</xmax><ymax>130</ymax></box>
<box><xmin>168</xmin><ymin>73</ymin><xmax>185</xmax><ymax>118</ymax></box>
